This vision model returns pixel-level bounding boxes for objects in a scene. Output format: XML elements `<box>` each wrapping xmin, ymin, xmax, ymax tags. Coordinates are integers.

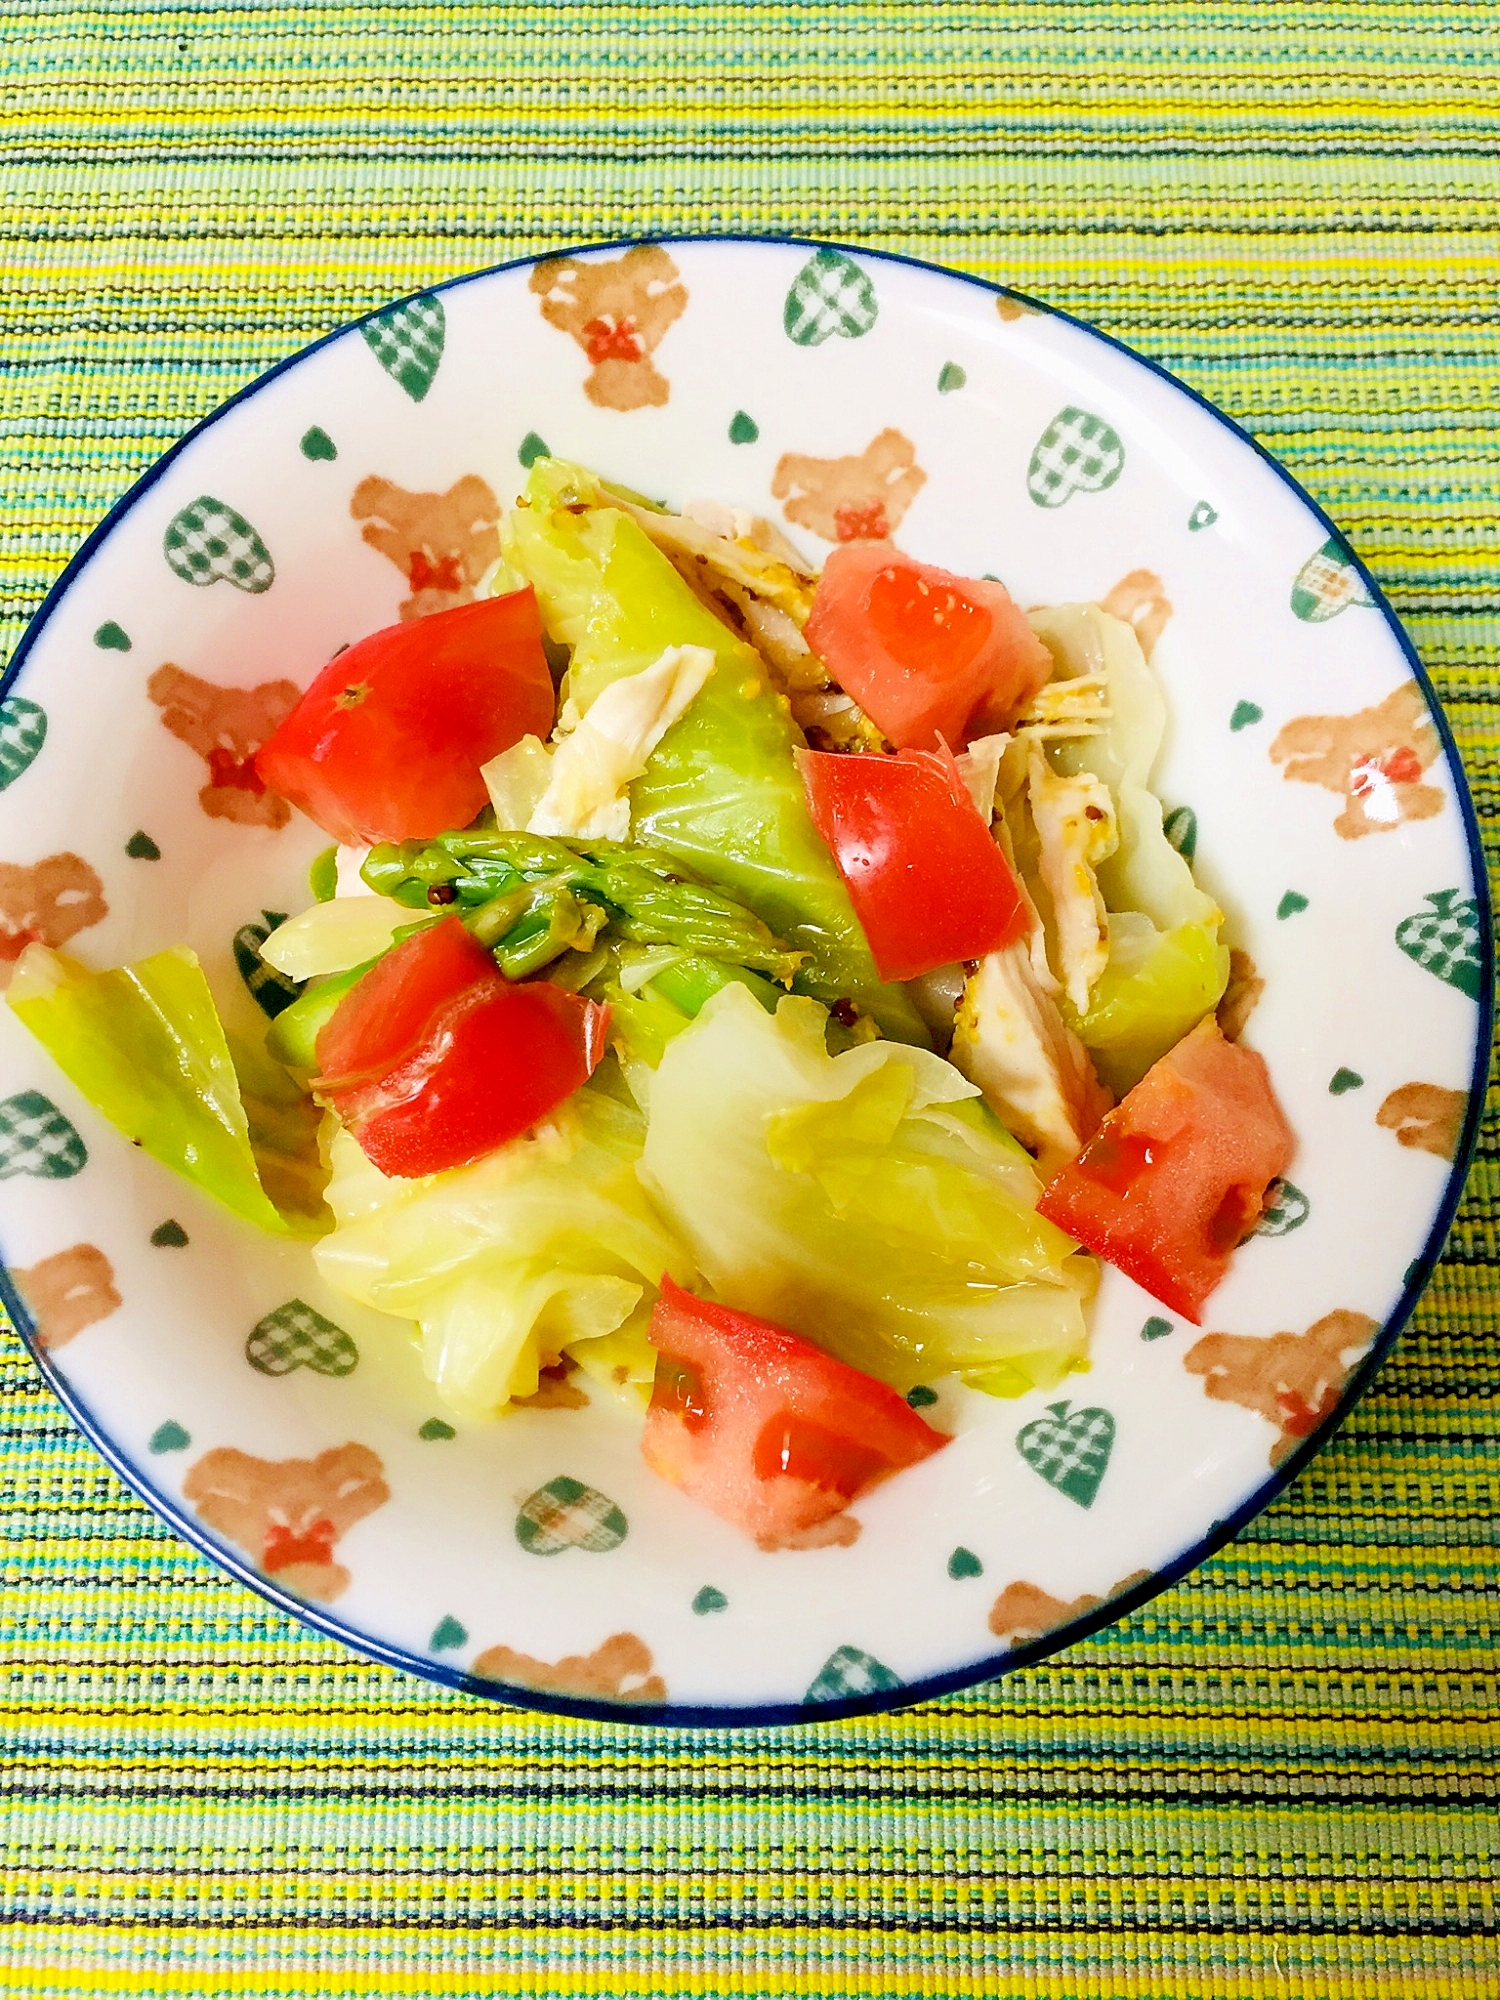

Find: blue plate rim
<box><xmin>0</xmin><ymin>231</ymin><xmax>1491</xmax><ymax>1729</ymax></box>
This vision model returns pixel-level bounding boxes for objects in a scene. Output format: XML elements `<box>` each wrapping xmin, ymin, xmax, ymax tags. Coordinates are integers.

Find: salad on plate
<box><xmin>9</xmin><ymin>456</ymin><xmax>1294</xmax><ymax>1551</ymax></box>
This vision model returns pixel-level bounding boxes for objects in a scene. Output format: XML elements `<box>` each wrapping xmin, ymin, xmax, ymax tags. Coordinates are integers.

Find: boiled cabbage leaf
<box><xmin>638</xmin><ymin>982</ymin><xmax>1096</xmax><ymax>1393</ymax></box>
<box><xmin>1028</xmin><ymin>603</ymin><xmax>1219</xmax><ymax>932</ymax></box>
<box><xmin>7</xmin><ymin>944</ymin><xmax>325</xmax><ymax>1235</ymax></box>
<box><xmin>1028</xmin><ymin>604</ymin><xmax>1228</xmax><ymax>1071</ymax></box>
<box><xmin>1063</xmin><ymin>911</ymin><xmax>1230</xmax><ymax>1096</ymax></box>
<box><xmin>313</xmin><ymin>1083</ymin><xmax>694</xmax><ymax>1415</ymax></box>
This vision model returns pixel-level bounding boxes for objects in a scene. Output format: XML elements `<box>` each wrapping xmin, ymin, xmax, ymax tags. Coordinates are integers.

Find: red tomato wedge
<box><xmin>1035</xmin><ymin>1017</ymin><xmax>1295</xmax><ymax>1323</ymax></box>
<box><xmin>255</xmin><ymin>590</ymin><xmax>555</xmax><ymax>845</ymax></box>
<box><xmin>804</xmin><ymin>541</ymin><xmax>1054</xmax><ymax>750</ymax></box>
<box><xmin>315</xmin><ymin>917</ymin><xmax>608</xmax><ymax>1177</ymax></box>
<box><xmin>643</xmin><ymin>1276</ymin><xmax>949</xmax><ymax>1547</ymax></box>
<box><xmin>798</xmin><ymin>746</ymin><xmax>1030</xmax><ymax>982</ymax></box>
<box><xmin>315</xmin><ymin>914</ymin><xmax>494</xmax><ymax>1092</ymax></box>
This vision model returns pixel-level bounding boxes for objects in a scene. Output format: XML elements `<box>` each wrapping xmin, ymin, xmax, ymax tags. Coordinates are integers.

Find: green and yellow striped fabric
<box><xmin>2</xmin><ymin>4</ymin><xmax>1496</xmax><ymax>1994</ymax></box>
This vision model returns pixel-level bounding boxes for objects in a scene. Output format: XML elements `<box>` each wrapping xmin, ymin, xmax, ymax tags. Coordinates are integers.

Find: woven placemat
<box><xmin>2</xmin><ymin>5</ymin><xmax>1496</xmax><ymax>1994</ymax></box>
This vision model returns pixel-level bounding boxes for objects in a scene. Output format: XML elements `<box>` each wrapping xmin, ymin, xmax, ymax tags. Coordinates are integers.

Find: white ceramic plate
<box><xmin>0</xmin><ymin>238</ymin><xmax>1488</xmax><ymax>1724</ymax></box>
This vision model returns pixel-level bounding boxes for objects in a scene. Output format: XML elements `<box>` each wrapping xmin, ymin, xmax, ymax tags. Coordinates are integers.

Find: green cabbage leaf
<box><xmin>1029</xmin><ymin>604</ymin><xmax>1229</xmax><ymax>1077</ymax></box>
<box><xmin>638</xmin><ymin>982</ymin><xmax>1096</xmax><ymax>1394</ymax></box>
<box><xmin>313</xmin><ymin>1082</ymin><xmax>694</xmax><ymax>1415</ymax></box>
<box><xmin>7</xmin><ymin>944</ymin><xmax>325</xmax><ymax>1235</ymax></box>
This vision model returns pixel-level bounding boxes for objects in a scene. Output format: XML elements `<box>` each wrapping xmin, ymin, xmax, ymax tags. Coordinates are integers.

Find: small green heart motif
<box><xmin>0</xmin><ymin>1092</ymin><xmax>87</xmax><ymax>1181</ymax></box>
<box><xmin>518</xmin><ymin>430</ymin><xmax>550</xmax><ymax>467</ymax></box>
<box><xmin>727</xmin><ymin>410</ymin><xmax>759</xmax><ymax>445</ymax></box>
<box><xmin>126</xmin><ymin>831</ymin><xmax>161</xmax><ymax>860</ymax></box>
<box><xmin>149</xmin><ymin>1421</ymin><xmax>191</xmax><ymax>1453</ymax></box>
<box><xmin>430</xmin><ymin>1616</ymin><xmax>468</xmax><ymax>1651</ymax></box>
<box><xmin>1162</xmin><ymin>805</ymin><xmax>1198</xmax><ymax>862</ymax></box>
<box><xmin>1329</xmin><ymin>1068</ymin><xmax>1364</xmax><ymax>1095</ymax></box>
<box><xmin>1141</xmin><ymin>1316</ymin><xmax>1174</xmax><ymax>1341</ymax></box>
<box><xmin>0</xmin><ymin>696</ymin><xmax>47</xmax><ymax>791</ymax></box>
<box><xmin>937</xmin><ymin>361</ymin><xmax>967</xmax><ymax>393</ymax></box>
<box><xmin>299</xmin><ymin>425</ymin><xmax>337</xmax><ymax>462</ymax></box>
<box><xmin>947</xmin><ymin>1547</ymin><xmax>983</xmax><ymax>1580</ymax></box>
<box><xmin>234</xmin><ymin>911</ymin><xmax>301</xmax><ymax>1018</ymax></box>
<box><xmin>783</xmin><ymin>248</ymin><xmax>879</xmax><ymax>347</ymax></box>
<box><xmin>805</xmin><ymin>1645</ymin><xmax>903</xmax><ymax>1703</ymax></box>
<box><xmin>361</xmin><ymin>292</ymin><xmax>446</xmax><ymax>402</ymax></box>
<box><xmin>419</xmin><ymin>1417</ymin><xmax>456</xmax><ymax>1441</ymax></box>
<box><xmin>150</xmin><ymin>1220</ymin><xmax>188</xmax><ymax>1247</ymax></box>
<box><xmin>515</xmin><ymin>1475</ymin><xmax>628</xmax><ymax>1556</ymax></box>
<box><xmin>1027</xmin><ymin>407</ymin><xmax>1125</xmax><ymax>508</ymax></box>
<box><xmin>1277</xmin><ymin>891</ymin><xmax>1309</xmax><ymax>919</ymax></box>
<box><xmin>692</xmin><ymin>1585</ymin><xmax>728</xmax><ymax>1615</ymax></box>
<box><xmin>164</xmin><ymin>496</ymin><xmax>275</xmax><ymax>593</ymax></box>
<box><xmin>1255</xmin><ymin>1178</ymin><xmax>1310</xmax><ymax>1237</ymax></box>
<box><xmin>1015</xmin><ymin>1401</ymin><xmax>1115</xmax><ymax>1509</ymax></box>
<box><xmin>1395</xmin><ymin>890</ymin><xmax>1483</xmax><ymax>999</ymax></box>
<box><xmin>1188</xmin><ymin>501</ymin><xmax>1218</xmax><ymax>531</ymax></box>
<box><xmin>1230</xmin><ymin>700</ymin><xmax>1263</xmax><ymax>732</ymax></box>
<box><xmin>93</xmin><ymin>621</ymin><xmax>132</xmax><ymax>652</ymax></box>
<box><xmin>1291</xmin><ymin>537</ymin><xmax>1373</xmax><ymax>622</ymax></box>
<box><xmin>245</xmin><ymin>1299</ymin><xmax>359</xmax><ymax>1378</ymax></box>
<box><xmin>905</xmin><ymin>1384</ymin><xmax>938</xmax><ymax>1409</ymax></box>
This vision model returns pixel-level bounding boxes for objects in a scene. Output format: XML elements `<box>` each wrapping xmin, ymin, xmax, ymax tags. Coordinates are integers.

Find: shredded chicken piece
<box><xmin>681</xmin><ymin>499</ymin><xmax>817</xmax><ymax>576</ymax></box>
<box><xmin>953</xmin><ymin>733</ymin><xmax>1010</xmax><ymax>822</ymax></box>
<box><xmin>1026</xmin><ymin>742</ymin><xmax>1119</xmax><ymax>1017</ymax></box>
<box><xmin>611</xmin><ymin>493</ymin><xmax>816</xmax><ymax>625</ymax></box>
<box><xmin>1015</xmin><ymin>673</ymin><xmax>1111</xmax><ymax>740</ymax></box>
<box><xmin>951</xmin><ymin>945</ymin><xmax>1112</xmax><ymax>1178</ymax></box>
<box><xmin>515</xmin><ymin>644</ymin><xmax>716</xmax><ymax>842</ymax></box>
<box><xmin>792</xmin><ymin>694</ymin><xmax>892</xmax><ymax>755</ymax></box>
<box><xmin>720</xmin><ymin>583</ymin><xmax>829</xmax><ymax>692</ymax></box>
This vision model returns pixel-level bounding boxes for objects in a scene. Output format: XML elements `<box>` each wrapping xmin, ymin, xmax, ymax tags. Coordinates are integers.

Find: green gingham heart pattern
<box><xmin>1290</xmin><ymin>537</ymin><xmax>1373</xmax><ymax>622</ymax></box>
<box><xmin>0</xmin><ymin>696</ymin><xmax>47</xmax><ymax>790</ymax></box>
<box><xmin>1162</xmin><ymin>804</ymin><xmax>1198</xmax><ymax>862</ymax></box>
<box><xmin>1015</xmin><ymin>1402</ymin><xmax>1116</xmax><ymax>1509</ymax></box>
<box><xmin>245</xmin><ymin>1300</ymin><xmax>359</xmax><ymax>1378</ymax></box>
<box><xmin>804</xmin><ymin>1645</ymin><xmax>903</xmax><ymax>1703</ymax></box>
<box><xmin>1255</xmin><ymin>1179</ymin><xmax>1311</xmax><ymax>1238</ymax></box>
<box><xmin>0</xmin><ymin>1091</ymin><xmax>87</xmax><ymax>1180</ymax></box>
<box><xmin>163</xmin><ymin>497</ymin><xmax>274</xmax><ymax>593</ymax></box>
<box><xmin>360</xmin><ymin>293</ymin><xmax>446</xmax><ymax>402</ymax></box>
<box><xmin>1026</xmin><ymin>407</ymin><xmax>1126</xmax><ymax>508</ymax></box>
<box><xmin>233</xmin><ymin>912</ymin><xmax>302</xmax><ymax>1018</ymax></box>
<box><xmin>782</xmin><ymin>249</ymin><xmax>879</xmax><ymax>347</ymax></box>
<box><xmin>1395</xmin><ymin>890</ymin><xmax>1484</xmax><ymax>999</ymax></box>
<box><xmin>514</xmin><ymin>1476</ymin><xmax>628</xmax><ymax>1556</ymax></box>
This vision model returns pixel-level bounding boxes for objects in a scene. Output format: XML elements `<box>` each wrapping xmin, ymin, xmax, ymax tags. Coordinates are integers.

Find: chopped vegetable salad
<box><xmin>10</xmin><ymin>456</ymin><xmax>1294</xmax><ymax>1545</ymax></box>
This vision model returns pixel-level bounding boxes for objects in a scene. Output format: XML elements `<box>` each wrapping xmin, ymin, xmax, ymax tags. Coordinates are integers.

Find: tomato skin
<box><xmin>643</xmin><ymin>1276</ymin><xmax>948</xmax><ymax>1545</ymax></box>
<box><xmin>805</xmin><ymin>542</ymin><xmax>1054</xmax><ymax>750</ymax></box>
<box><xmin>255</xmin><ymin>590</ymin><xmax>555</xmax><ymax>845</ymax></box>
<box><xmin>798</xmin><ymin>747</ymin><xmax>1030</xmax><ymax>982</ymax></box>
<box><xmin>315</xmin><ymin>917</ymin><xmax>495</xmax><ymax>1091</ymax></box>
<box><xmin>315</xmin><ymin>917</ymin><xmax>608</xmax><ymax>1176</ymax></box>
<box><xmin>1035</xmin><ymin>1017</ymin><xmax>1294</xmax><ymax>1323</ymax></box>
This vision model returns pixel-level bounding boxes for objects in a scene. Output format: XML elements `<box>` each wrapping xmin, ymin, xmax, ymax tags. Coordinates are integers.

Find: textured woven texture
<box><xmin>2</xmin><ymin>4</ymin><xmax>1497</xmax><ymax>1994</ymax></box>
